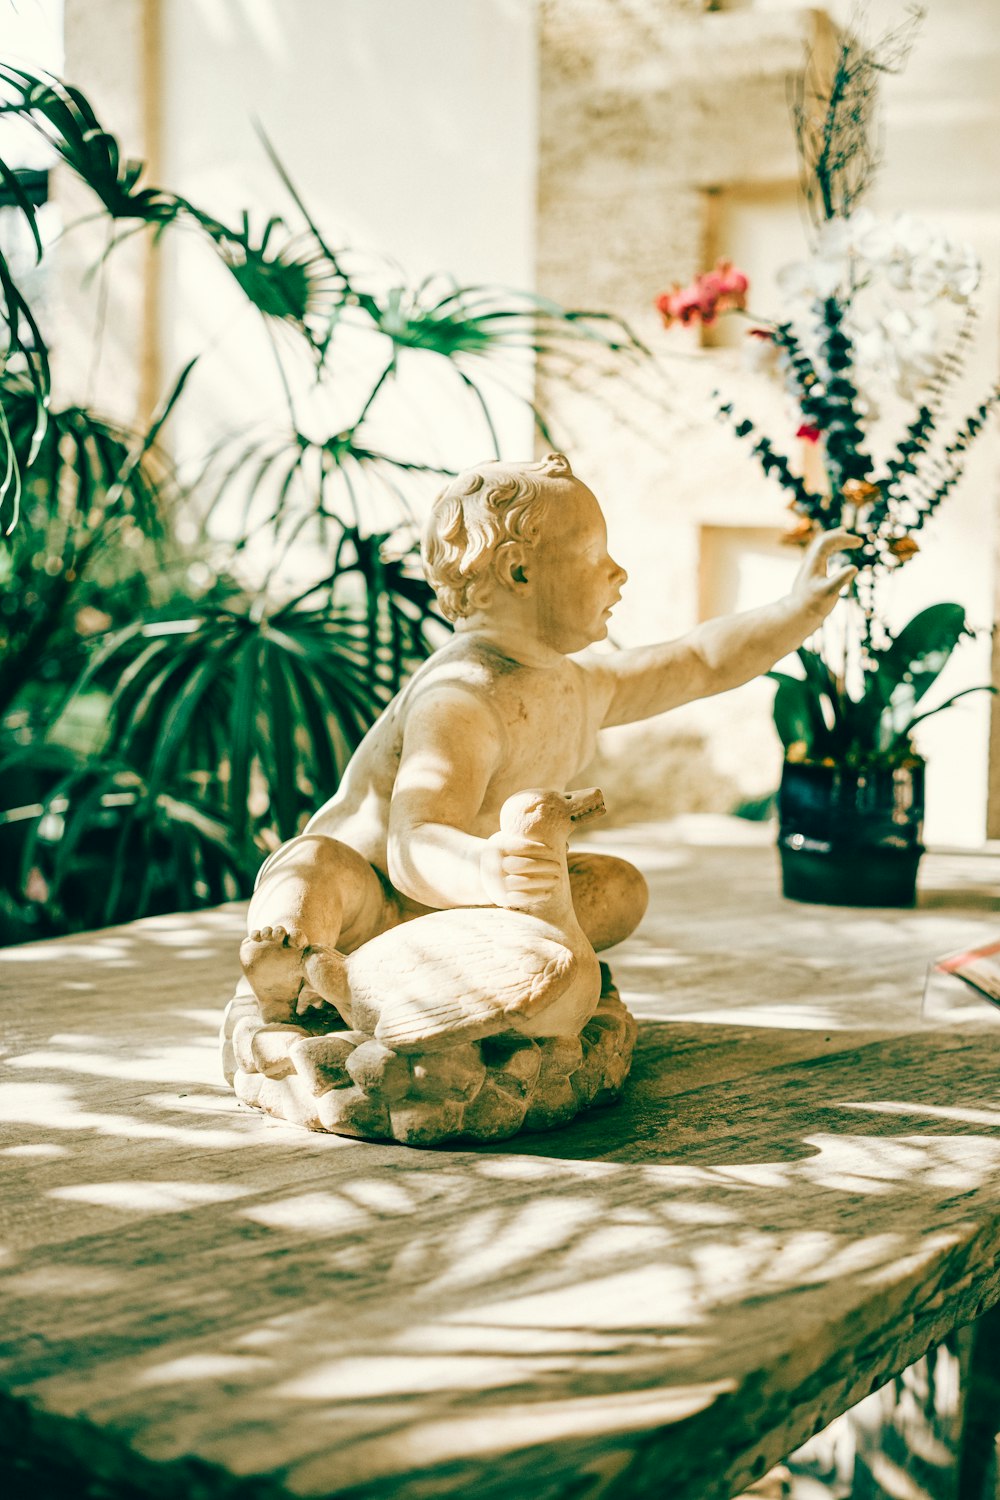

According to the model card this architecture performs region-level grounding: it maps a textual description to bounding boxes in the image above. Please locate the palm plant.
[0,368,183,724]
[8,587,383,932]
[0,60,643,938]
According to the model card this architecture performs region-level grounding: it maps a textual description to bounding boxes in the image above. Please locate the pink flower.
[655,260,749,329]
[714,260,749,309]
[681,282,717,324]
[655,289,678,326]
[796,424,821,443]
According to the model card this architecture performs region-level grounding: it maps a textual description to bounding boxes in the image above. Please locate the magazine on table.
[923,938,1000,1025]
[934,940,1000,1005]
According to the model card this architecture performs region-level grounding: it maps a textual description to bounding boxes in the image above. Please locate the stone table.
[1,819,999,1500]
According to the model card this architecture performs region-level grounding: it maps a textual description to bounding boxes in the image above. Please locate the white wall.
[158,0,539,573]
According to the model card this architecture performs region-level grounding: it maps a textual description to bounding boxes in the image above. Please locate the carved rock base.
[221,965,637,1146]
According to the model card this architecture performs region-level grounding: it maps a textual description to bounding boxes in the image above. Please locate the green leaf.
[264,644,299,840]
[868,602,972,744]
[226,629,263,849]
[769,675,820,754]
[103,355,198,509]
[887,684,997,755]
[0,159,43,261]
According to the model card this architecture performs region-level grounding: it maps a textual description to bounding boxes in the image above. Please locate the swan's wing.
[364,916,578,1051]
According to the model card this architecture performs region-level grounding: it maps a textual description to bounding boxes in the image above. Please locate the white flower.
[851,305,940,399]
[769,211,982,408]
[889,213,935,260]
[944,243,980,301]
[777,254,844,303]
[814,214,859,257]
[742,330,783,376]
[908,254,951,303]
[854,215,897,265]
[877,213,980,305]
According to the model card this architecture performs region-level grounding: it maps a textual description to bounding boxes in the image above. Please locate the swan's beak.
[564,786,606,826]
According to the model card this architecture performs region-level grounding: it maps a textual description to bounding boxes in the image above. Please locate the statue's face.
[529,478,627,652]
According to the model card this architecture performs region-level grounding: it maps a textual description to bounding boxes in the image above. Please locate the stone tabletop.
[1,819,999,1500]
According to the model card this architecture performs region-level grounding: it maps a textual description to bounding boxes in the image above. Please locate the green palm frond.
[355,279,644,449]
[0,65,347,358]
[1,743,246,931]
[326,526,446,693]
[53,595,385,850]
[372,279,642,357]
[0,370,179,723]
[4,513,444,929]
[209,427,449,561]
[0,65,166,215]
[0,221,51,520]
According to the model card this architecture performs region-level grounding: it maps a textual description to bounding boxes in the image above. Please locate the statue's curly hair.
[422,453,574,621]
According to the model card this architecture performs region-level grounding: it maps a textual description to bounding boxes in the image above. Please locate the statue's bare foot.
[240,924,308,1010]
[299,947,351,1023]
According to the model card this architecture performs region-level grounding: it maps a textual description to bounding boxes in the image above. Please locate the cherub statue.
[224,453,857,1143]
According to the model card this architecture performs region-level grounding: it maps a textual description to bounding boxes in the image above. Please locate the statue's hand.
[791,527,862,621]
[481,831,561,909]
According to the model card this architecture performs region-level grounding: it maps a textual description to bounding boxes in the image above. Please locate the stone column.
[989,585,1000,841]
[53,0,161,426]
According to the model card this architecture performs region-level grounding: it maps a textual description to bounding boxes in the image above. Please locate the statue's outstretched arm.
[594,528,860,727]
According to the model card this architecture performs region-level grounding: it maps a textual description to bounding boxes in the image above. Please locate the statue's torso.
[304,634,604,876]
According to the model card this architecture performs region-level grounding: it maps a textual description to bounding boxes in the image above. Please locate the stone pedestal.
[222,966,637,1147]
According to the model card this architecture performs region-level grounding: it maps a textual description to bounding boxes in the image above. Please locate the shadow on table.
[917,887,1000,912]
[473,1017,1000,1168]
[1,996,1000,1500]
[3,930,1000,1500]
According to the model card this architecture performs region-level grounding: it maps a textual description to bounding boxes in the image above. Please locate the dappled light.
[3,1009,998,1493]
[3,848,999,1497]
[586,829,1000,1035]
[50,1180,254,1213]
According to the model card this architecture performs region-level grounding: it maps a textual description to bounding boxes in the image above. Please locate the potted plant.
[655,11,997,906]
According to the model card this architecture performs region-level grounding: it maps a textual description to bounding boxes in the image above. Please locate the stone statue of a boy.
[241,452,857,1013]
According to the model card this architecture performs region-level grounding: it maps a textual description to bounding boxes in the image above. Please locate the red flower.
[714,260,749,308]
[655,290,676,324]
[682,282,717,324]
[655,259,749,329]
[796,424,821,444]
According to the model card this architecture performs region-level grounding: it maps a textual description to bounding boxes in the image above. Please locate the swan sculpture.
[303,786,605,1046]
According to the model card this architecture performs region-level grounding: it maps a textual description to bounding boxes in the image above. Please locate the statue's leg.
[568,853,648,952]
[241,836,396,1011]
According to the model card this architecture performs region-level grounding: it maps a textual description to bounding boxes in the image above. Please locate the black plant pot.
[777,759,925,908]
